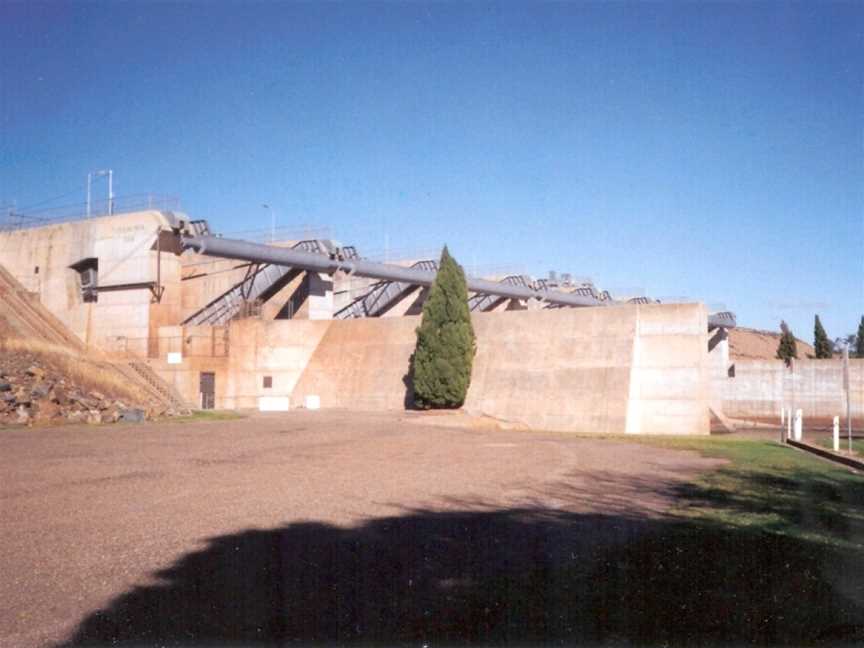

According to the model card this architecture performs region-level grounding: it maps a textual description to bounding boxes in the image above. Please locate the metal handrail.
[0,193,180,231]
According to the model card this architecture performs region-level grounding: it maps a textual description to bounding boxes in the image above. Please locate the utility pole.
[843,343,852,452]
[107,169,113,215]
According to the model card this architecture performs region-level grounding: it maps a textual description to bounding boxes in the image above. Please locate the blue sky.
[1,2,862,339]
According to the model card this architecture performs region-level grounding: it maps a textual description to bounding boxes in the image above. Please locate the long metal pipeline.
[180,234,737,328]
[181,235,603,308]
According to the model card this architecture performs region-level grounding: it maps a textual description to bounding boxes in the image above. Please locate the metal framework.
[178,232,736,330]
[182,239,331,326]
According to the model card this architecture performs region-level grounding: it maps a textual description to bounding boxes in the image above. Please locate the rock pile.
[0,352,150,427]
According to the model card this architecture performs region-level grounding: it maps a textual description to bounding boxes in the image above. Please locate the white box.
[258,396,290,412]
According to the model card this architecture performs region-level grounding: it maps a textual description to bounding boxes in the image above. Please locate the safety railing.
[0,194,181,231]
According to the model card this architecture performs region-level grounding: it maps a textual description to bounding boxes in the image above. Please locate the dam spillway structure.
[0,202,743,434]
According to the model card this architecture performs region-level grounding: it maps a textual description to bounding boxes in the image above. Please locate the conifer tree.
[411,246,476,409]
[776,320,798,366]
[857,316,864,359]
[813,315,832,359]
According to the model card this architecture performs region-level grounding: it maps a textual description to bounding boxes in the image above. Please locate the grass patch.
[814,434,864,456]
[627,436,864,548]
[166,410,247,423]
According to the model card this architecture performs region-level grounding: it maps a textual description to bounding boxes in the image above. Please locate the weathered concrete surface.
[290,316,416,411]
[226,317,332,409]
[724,358,864,420]
[0,211,183,353]
[288,303,711,434]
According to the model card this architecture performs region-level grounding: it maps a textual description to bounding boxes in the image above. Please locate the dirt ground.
[1,410,727,647]
[728,327,815,359]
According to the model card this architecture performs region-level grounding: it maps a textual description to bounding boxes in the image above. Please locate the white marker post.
[794,409,803,442]
[833,416,840,453]
[781,407,785,426]
[787,410,792,441]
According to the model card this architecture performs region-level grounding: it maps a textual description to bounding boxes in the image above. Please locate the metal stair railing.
[0,264,87,350]
[335,259,438,319]
[543,283,601,309]
[117,359,193,413]
[183,239,326,326]
[469,275,532,312]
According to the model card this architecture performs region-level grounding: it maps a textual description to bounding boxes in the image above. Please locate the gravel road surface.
[1,410,723,647]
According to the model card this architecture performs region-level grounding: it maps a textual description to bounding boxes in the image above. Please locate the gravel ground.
[1,410,724,648]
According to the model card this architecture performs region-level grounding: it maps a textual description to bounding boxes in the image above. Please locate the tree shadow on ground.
[62,469,864,647]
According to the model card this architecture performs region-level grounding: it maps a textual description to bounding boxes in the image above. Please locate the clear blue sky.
[1,2,862,339]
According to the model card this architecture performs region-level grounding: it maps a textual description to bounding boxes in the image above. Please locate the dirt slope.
[729,327,815,360]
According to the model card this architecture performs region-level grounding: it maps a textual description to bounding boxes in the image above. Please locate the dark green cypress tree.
[813,315,832,359]
[776,320,798,366]
[411,246,476,409]
[857,316,864,359]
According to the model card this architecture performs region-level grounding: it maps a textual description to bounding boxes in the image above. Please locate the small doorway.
[199,372,215,410]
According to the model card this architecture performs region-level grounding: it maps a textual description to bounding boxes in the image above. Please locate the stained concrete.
[0,211,182,351]
[286,303,711,434]
[724,358,864,420]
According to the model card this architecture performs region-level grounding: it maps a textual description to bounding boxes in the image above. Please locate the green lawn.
[565,434,864,644]
[167,409,247,423]
[814,434,864,456]
[633,436,864,547]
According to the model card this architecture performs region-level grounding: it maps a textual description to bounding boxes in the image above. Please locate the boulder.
[26,366,45,379]
[66,410,85,423]
[31,383,50,400]
[119,408,146,423]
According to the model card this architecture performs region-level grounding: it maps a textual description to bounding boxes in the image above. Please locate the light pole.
[262,203,275,243]
[87,169,113,217]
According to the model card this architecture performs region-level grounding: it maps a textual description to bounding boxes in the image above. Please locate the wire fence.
[219,224,332,244]
[0,194,180,232]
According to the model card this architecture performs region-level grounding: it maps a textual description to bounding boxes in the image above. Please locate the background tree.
[411,246,476,409]
[813,315,832,359]
[776,320,798,366]
[857,316,864,358]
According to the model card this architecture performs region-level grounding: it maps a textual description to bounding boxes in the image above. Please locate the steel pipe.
[181,235,603,308]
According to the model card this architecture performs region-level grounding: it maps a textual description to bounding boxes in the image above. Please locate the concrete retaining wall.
[724,358,864,420]
[286,302,710,435]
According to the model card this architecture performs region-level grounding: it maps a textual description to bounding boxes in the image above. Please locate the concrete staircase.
[118,360,192,414]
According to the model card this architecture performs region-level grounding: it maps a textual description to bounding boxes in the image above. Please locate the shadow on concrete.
[61,470,864,647]
[402,351,416,409]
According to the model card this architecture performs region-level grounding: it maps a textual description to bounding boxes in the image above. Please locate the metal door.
[199,372,215,410]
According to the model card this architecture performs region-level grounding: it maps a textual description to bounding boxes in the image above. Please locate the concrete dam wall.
[275,302,711,435]
[724,358,864,421]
